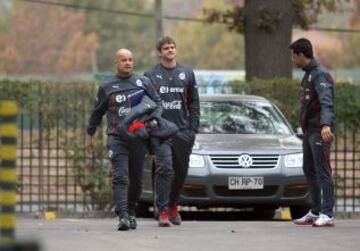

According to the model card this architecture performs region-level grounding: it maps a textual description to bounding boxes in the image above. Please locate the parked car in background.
[140,94,310,219]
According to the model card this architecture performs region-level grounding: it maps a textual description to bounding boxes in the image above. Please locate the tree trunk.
[244,0,295,81]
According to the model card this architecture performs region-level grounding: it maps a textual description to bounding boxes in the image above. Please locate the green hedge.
[1,78,359,209]
[1,78,359,132]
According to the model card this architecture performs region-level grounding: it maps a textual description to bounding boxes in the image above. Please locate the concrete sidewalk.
[15,217,360,251]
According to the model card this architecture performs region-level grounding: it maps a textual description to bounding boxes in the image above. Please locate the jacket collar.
[302,59,319,72]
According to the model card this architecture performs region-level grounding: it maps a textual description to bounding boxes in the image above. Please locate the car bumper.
[179,166,310,208]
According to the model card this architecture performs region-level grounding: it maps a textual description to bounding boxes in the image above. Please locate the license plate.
[228,177,264,190]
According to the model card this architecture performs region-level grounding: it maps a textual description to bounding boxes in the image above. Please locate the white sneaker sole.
[293,220,316,225]
[312,222,335,227]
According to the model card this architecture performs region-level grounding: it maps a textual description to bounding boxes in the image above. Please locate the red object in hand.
[128,121,145,133]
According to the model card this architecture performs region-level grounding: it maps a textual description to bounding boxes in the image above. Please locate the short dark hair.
[156,36,176,52]
[289,38,314,59]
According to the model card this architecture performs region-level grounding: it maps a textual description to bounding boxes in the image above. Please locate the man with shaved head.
[85,48,162,231]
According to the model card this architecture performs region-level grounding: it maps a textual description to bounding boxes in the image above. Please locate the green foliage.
[334,82,360,131]
[63,129,113,211]
[0,79,41,113]
[2,78,358,133]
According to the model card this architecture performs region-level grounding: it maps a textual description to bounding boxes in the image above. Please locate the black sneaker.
[128,214,137,230]
[118,217,130,231]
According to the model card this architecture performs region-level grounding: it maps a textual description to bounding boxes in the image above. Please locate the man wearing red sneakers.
[145,36,200,227]
[290,38,336,227]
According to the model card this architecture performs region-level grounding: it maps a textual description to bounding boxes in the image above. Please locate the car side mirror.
[295,127,303,139]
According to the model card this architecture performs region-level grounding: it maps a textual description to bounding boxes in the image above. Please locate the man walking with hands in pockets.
[145,36,200,227]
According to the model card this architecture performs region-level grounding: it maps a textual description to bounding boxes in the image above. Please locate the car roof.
[199,94,269,102]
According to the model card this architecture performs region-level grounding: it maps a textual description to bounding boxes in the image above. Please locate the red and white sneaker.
[293,210,319,225]
[312,214,335,227]
[169,204,182,225]
[158,209,171,227]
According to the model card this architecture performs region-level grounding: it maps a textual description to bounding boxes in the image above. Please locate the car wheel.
[290,205,311,220]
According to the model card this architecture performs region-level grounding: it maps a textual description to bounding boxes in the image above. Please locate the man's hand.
[321,125,333,143]
[85,134,94,154]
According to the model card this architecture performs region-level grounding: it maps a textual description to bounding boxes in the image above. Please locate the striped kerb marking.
[0,101,18,245]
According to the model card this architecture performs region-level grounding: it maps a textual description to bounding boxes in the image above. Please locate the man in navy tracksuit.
[85,48,162,231]
[145,36,200,227]
[290,38,336,227]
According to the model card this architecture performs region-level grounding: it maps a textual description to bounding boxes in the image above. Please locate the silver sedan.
[140,94,310,219]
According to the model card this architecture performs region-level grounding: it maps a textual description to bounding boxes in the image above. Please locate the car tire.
[290,205,311,220]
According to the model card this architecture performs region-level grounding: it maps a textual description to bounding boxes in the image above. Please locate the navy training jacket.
[300,59,335,134]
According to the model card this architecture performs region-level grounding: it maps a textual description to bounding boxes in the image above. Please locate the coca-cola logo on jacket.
[118,106,131,116]
[162,100,182,110]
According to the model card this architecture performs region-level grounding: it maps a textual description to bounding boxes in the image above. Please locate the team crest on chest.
[179,72,186,80]
[136,79,143,87]
[108,150,113,158]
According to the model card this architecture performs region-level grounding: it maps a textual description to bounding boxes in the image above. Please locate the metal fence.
[332,124,360,213]
[7,84,360,214]
[16,98,90,213]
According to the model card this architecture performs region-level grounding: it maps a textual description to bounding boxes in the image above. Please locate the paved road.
[15,217,360,251]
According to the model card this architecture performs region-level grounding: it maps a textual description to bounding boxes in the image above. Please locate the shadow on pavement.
[142,209,290,221]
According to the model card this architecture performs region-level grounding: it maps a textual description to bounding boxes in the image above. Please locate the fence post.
[0,101,18,246]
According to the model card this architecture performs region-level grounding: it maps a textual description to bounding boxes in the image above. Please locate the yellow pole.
[0,101,18,246]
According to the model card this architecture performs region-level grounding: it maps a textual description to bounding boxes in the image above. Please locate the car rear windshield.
[199,100,292,135]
